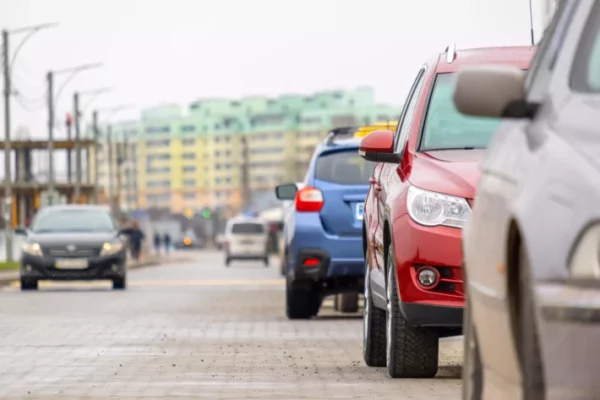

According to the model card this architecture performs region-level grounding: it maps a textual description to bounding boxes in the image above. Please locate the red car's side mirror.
[358,130,401,163]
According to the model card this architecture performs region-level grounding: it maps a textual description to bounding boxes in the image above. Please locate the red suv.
[359,45,535,378]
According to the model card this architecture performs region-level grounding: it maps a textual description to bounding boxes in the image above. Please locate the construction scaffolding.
[0,138,103,228]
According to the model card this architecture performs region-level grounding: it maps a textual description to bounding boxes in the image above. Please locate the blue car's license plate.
[355,203,364,220]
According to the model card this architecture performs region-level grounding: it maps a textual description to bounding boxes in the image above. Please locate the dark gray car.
[17,205,128,291]
[454,1,600,399]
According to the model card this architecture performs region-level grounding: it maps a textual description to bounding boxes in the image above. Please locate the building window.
[145,126,170,134]
[181,125,196,132]
[183,193,196,200]
[215,151,220,157]
[146,139,170,147]
[146,166,170,174]
[182,179,195,186]
[250,147,283,154]
[147,180,170,188]
[182,138,195,146]
[147,153,171,160]
[147,194,170,203]
[182,153,195,160]
[182,165,196,173]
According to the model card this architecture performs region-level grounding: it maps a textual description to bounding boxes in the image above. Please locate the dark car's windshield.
[420,73,504,150]
[231,223,265,234]
[315,149,375,184]
[30,208,116,233]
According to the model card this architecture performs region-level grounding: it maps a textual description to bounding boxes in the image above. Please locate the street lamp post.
[1,22,57,262]
[46,62,102,204]
[72,87,113,203]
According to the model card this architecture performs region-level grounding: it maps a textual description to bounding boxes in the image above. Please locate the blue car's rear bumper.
[288,213,364,282]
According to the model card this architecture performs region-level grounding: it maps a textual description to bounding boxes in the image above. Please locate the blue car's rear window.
[315,149,375,185]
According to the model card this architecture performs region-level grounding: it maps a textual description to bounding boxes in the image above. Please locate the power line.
[13,96,45,112]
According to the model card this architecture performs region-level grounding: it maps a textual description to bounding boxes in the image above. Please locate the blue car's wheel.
[286,279,320,319]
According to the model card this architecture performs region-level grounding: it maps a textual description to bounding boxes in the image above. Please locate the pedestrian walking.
[163,233,171,254]
[153,232,162,255]
[128,221,145,261]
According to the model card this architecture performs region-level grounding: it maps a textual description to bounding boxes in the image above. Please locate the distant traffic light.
[201,207,212,219]
[184,208,194,219]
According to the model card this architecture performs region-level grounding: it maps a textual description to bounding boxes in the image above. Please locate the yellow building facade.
[93,89,400,215]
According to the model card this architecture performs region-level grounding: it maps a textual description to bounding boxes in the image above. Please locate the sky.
[0,0,547,176]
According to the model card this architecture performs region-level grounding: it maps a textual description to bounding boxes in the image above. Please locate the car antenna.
[528,0,535,45]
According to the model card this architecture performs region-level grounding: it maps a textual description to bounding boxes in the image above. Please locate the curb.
[0,260,162,288]
[0,274,17,287]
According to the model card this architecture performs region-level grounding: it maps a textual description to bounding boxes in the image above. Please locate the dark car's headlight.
[100,241,124,256]
[21,242,43,257]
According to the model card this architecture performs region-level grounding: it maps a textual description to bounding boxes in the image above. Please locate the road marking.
[5,279,286,289]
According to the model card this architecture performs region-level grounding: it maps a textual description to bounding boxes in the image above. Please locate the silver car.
[454,1,600,399]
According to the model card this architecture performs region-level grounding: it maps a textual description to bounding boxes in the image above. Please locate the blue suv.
[275,127,375,319]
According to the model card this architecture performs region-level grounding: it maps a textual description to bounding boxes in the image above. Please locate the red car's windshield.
[420,72,505,151]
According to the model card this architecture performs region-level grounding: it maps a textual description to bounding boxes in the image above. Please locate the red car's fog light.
[416,266,440,290]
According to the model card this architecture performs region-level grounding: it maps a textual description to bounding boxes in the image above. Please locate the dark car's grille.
[43,246,101,258]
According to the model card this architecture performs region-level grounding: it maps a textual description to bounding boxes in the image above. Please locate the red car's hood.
[408,149,485,199]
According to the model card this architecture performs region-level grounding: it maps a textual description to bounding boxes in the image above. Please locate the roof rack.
[445,42,457,63]
[325,126,359,145]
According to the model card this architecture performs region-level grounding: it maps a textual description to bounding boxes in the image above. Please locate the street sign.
[39,190,61,207]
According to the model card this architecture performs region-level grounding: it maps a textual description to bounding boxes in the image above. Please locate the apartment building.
[92,87,399,214]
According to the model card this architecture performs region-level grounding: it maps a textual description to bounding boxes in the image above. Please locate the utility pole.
[240,135,250,211]
[73,92,81,203]
[107,125,114,207]
[129,140,138,210]
[116,139,124,210]
[66,113,72,182]
[92,110,100,203]
[92,104,132,206]
[46,71,55,204]
[2,30,13,261]
[2,23,57,262]
[45,63,102,206]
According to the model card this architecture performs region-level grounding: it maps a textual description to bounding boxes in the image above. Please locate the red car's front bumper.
[392,214,464,327]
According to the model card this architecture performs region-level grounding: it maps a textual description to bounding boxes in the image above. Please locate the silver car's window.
[420,73,503,151]
[31,209,116,233]
[231,223,265,234]
[571,1,600,92]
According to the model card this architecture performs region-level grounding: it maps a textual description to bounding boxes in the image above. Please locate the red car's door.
[365,162,384,269]
[372,68,428,288]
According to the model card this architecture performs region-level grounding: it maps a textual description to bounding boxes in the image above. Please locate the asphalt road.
[0,250,462,399]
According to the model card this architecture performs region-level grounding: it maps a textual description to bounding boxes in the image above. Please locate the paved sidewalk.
[0,252,462,399]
